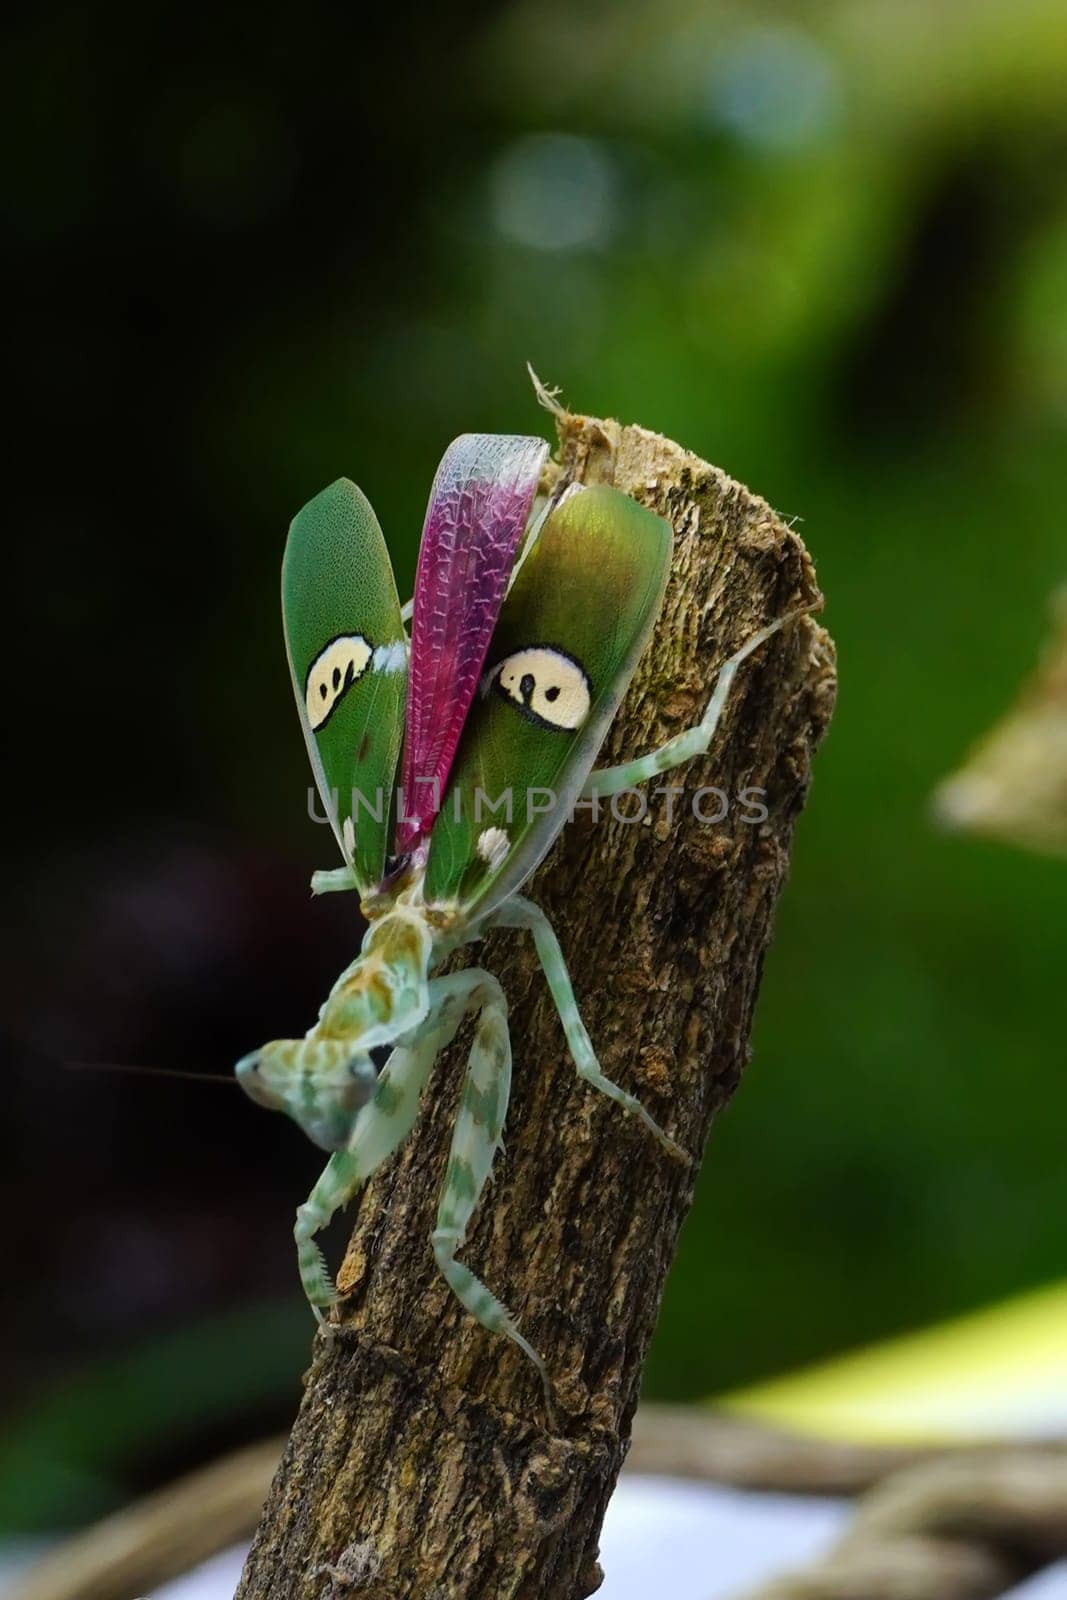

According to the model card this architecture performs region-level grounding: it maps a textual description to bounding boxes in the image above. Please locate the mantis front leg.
[295,971,481,1313]
[581,609,804,798]
[296,1034,437,1312]
[429,969,553,1411]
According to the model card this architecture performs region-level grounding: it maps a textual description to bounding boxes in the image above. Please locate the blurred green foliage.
[0,1302,308,1530]
[6,0,1067,1528]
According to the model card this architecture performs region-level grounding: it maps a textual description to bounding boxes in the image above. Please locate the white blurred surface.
[1003,1568,1067,1599]
[597,1477,846,1597]
[149,1477,849,1598]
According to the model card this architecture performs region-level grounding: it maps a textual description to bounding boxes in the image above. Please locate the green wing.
[282,479,407,892]
[424,484,672,916]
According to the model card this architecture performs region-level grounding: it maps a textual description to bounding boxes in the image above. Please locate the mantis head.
[235,907,433,1151]
[235,1041,378,1151]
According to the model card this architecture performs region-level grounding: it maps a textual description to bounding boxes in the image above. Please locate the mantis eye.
[347,1056,378,1099]
[491,646,591,731]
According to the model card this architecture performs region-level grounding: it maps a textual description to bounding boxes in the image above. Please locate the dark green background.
[5,0,1066,1529]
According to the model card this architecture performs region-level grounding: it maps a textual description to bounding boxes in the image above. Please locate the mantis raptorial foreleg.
[429,969,553,1408]
[580,611,800,798]
[487,896,688,1163]
[295,970,484,1312]
[296,1036,436,1311]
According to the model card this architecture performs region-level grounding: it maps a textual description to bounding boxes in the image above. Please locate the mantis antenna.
[64,1060,240,1085]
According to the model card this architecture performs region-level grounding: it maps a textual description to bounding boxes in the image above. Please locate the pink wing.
[397,433,548,854]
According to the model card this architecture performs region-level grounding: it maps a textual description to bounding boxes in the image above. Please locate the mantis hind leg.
[295,972,480,1314]
[429,970,553,1414]
[488,896,689,1163]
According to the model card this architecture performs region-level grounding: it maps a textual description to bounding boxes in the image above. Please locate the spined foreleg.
[429,970,553,1412]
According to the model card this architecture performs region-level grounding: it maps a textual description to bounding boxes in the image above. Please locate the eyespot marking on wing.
[306,635,374,731]
[489,646,592,732]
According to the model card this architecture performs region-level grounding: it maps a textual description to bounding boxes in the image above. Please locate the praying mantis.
[236,427,803,1409]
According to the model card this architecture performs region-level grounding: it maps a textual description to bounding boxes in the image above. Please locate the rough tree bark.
[236,403,836,1600]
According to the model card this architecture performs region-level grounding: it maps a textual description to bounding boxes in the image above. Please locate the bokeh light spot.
[707,26,841,151]
[489,132,619,251]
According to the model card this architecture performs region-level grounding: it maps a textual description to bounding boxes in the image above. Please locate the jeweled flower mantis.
[236,429,803,1407]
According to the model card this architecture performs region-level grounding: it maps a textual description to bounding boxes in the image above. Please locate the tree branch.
[236,404,837,1599]
[738,1448,1067,1600]
[15,1422,1067,1600]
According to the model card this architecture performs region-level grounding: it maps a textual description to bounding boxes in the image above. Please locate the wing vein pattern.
[399,433,547,852]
